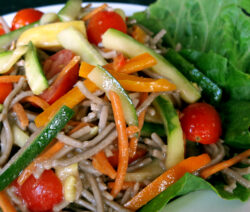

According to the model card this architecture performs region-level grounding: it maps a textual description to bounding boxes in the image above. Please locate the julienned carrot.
[0,75,24,83]
[119,53,157,74]
[126,125,140,136]
[82,3,107,21]
[124,153,211,210]
[200,149,250,179]
[109,90,129,197]
[35,80,97,128]
[17,122,87,185]
[108,182,136,190]
[92,151,117,179]
[22,96,50,110]
[129,92,148,157]
[12,103,29,129]
[0,190,17,212]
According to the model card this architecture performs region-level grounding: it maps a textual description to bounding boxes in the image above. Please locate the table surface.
[1,0,154,15]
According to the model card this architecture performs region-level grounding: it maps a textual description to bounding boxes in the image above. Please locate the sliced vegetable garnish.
[200,149,250,179]
[0,21,38,49]
[57,26,106,65]
[117,52,157,74]
[87,65,138,127]
[17,21,86,50]
[124,153,211,210]
[35,79,97,127]
[109,90,129,197]
[0,105,74,191]
[0,75,24,83]
[0,45,28,74]
[165,49,222,104]
[92,151,117,179]
[40,56,80,104]
[0,82,12,104]
[12,103,29,129]
[102,28,201,103]
[0,190,16,212]
[153,95,185,169]
[24,41,48,95]
[58,0,82,22]
[22,96,50,110]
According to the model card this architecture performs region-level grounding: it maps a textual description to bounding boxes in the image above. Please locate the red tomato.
[0,83,12,104]
[40,59,79,104]
[43,49,75,79]
[180,102,222,144]
[17,170,63,212]
[87,10,127,45]
[11,8,43,31]
[0,23,6,35]
[108,148,147,168]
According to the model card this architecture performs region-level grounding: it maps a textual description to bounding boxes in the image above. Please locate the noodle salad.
[0,0,249,211]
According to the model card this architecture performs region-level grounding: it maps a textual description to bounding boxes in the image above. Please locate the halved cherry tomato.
[87,10,127,45]
[40,57,79,104]
[11,8,43,31]
[16,170,63,212]
[108,148,147,168]
[180,102,222,144]
[0,83,12,104]
[0,23,6,35]
[43,49,75,80]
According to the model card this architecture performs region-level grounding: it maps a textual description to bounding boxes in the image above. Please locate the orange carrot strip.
[200,149,250,179]
[109,90,129,197]
[17,122,87,185]
[0,75,24,83]
[35,79,97,128]
[0,190,17,212]
[108,182,136,190]
[92,151,117,179]
[126,125,140,136]
[22,96,50,110]
[82,3,108,21]
[129,92,148,157]
[124,154,211,210]
[12,103,29,129]
[131,25,147,44]
[119,53,157,74]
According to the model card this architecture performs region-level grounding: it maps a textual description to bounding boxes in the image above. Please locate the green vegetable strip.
[0,105,74,191]
[164,49,222,104]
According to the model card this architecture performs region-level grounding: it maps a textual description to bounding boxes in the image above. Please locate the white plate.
[3,2,250,212]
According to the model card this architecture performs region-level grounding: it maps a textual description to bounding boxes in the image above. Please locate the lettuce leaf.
[132,0,250,73]
[139,173,250,212]
[219,100,250,149]
[180,50,250,101]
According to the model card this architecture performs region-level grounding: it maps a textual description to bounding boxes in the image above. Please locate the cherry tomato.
[0,83,12,104]
[40,58,79,104]
[11,8,43,31]
[0,23,6,35]
[108,148,147,168]
[87,10,127,45]
[43,49,75,79]
[180,102,222,144]
[17,170,63,212]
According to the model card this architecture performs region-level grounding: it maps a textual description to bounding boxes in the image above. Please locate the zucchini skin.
[141,122,165,137]
[0,105,74,191]
[164,49,222,104]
